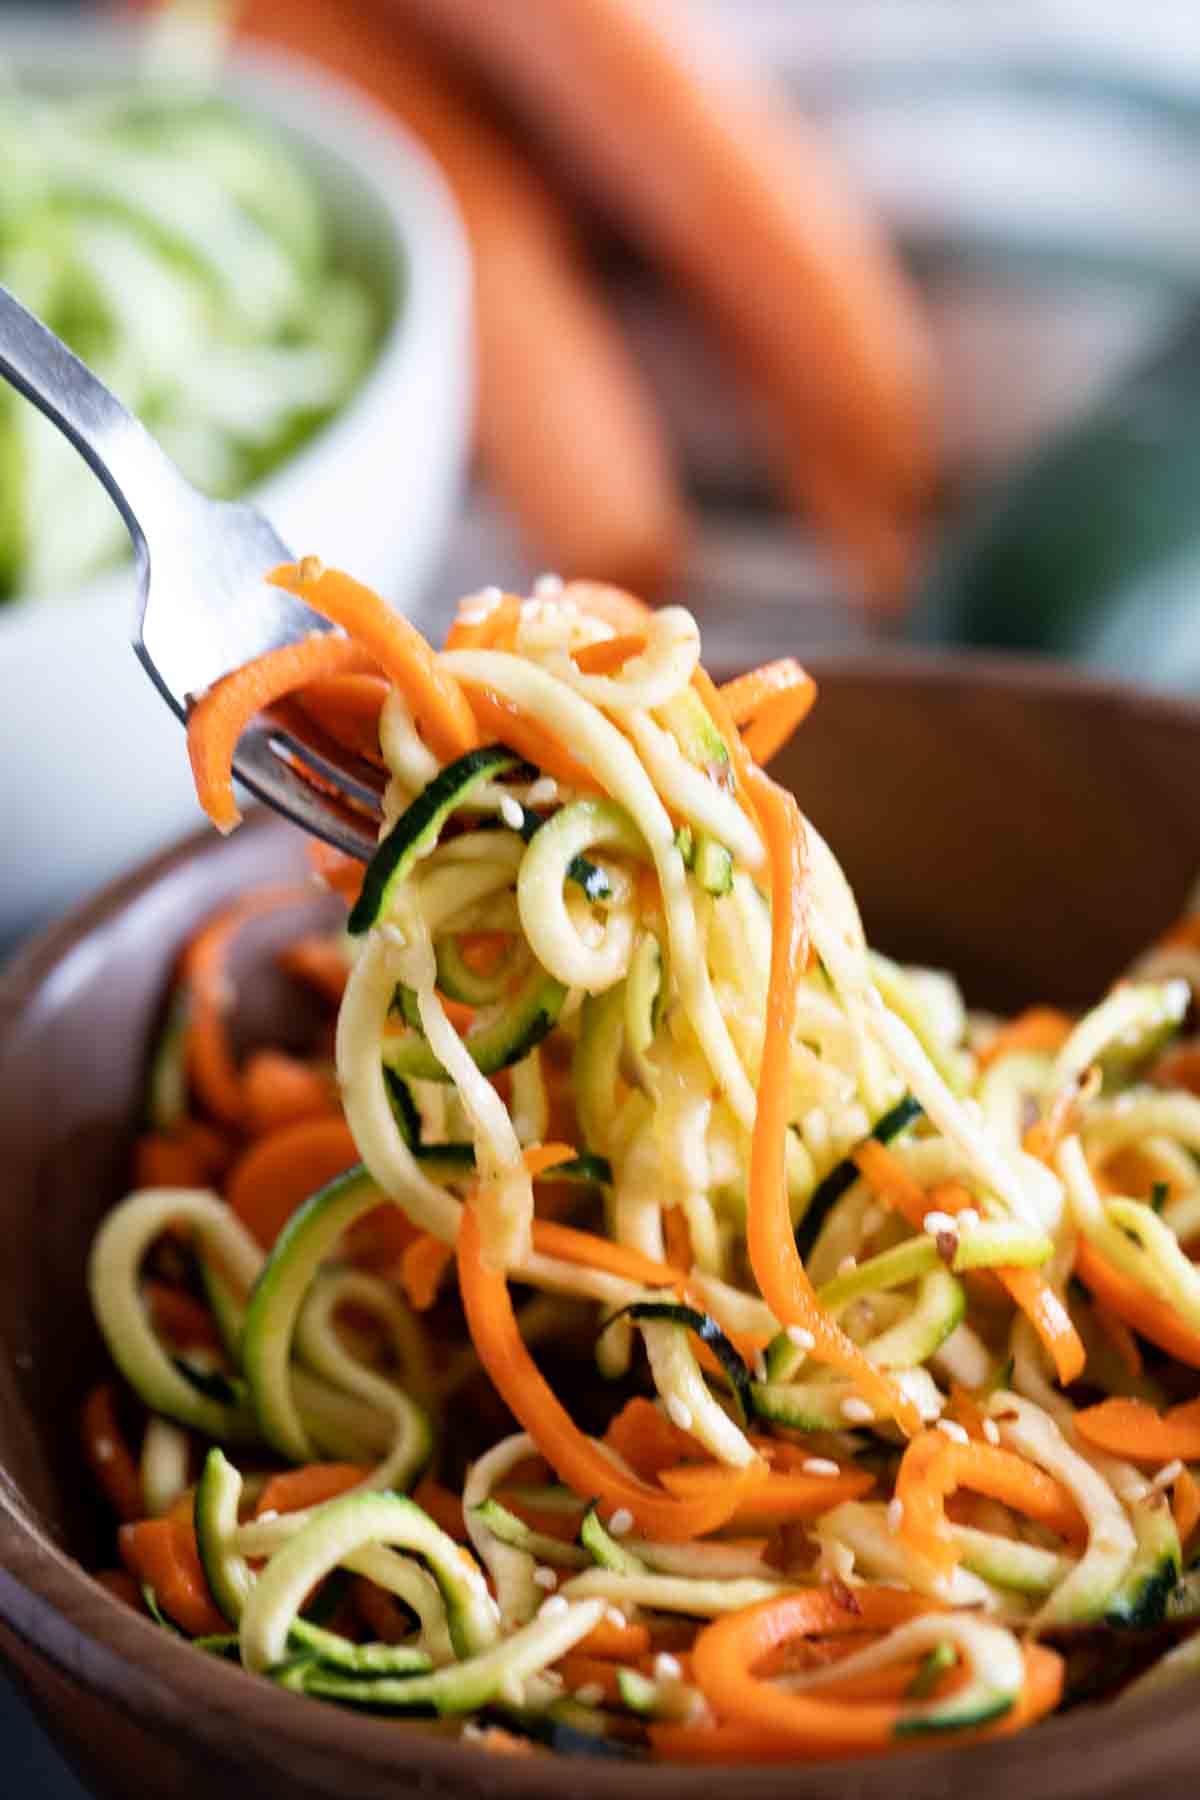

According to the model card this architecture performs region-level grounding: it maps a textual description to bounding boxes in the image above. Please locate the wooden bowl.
[1,651,1197,1800]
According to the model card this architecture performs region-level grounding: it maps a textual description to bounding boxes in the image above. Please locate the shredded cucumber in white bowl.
[0,81,379,599]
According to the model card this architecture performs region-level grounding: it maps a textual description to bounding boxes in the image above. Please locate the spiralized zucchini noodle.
[82,565,1200,1759]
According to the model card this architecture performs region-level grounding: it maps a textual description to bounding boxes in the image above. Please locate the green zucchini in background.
[911,309,1200,688]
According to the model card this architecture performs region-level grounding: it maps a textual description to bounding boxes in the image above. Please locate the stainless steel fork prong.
[0,283,382,860]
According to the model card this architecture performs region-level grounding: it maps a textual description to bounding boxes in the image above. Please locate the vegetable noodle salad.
[83,566,1200,1760]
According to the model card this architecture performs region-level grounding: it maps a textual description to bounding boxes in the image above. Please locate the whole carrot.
[235,0,687,596]
[383,0,936,547]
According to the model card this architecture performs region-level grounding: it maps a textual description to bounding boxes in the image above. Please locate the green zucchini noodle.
[80,578,1200,1752]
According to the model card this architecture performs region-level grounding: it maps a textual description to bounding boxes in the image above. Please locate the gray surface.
[0,1672,88,1799]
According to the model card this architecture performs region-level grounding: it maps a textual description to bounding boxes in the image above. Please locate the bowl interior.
[1,654,1199,1799]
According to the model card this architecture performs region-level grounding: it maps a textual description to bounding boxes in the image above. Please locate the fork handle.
[0,284,183,550]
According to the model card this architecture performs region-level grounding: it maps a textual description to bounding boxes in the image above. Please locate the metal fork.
[0,285,384,859]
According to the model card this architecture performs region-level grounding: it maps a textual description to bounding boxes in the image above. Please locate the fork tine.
[0,287,403,854]
[233,721,381,862]
[264,699,387,811]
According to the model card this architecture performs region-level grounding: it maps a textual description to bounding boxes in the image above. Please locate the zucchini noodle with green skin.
[80,573,1200,1757]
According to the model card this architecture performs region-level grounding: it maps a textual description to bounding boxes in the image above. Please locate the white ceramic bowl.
[0,16,471,948]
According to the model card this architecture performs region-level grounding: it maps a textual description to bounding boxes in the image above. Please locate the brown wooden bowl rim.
[1,645,1198,1797]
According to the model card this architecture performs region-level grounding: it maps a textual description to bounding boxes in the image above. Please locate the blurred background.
[4,0,1200,944]
[1,0,1200,1782]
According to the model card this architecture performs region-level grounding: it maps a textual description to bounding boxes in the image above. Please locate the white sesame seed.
[574,1683,605,1707]
[499,794,526,831]
[666,1396,694,1432]
[752,1350,768,1382]
[983,1419,1001,1446]
[841,1397,873,1424]
[957,1208,980,1230]
[922,1211,957,1236]
[606,1607,627,1630]
[837,1255,858,1277]
[1154,1459,1185,1491]
[527,777,558,807]
[937,1419,970,1446]
[653,1653,683,1682]
[461,1722,486,1742]
[93,1437,115,1463]
[533,1566,558,1590]
[802,1457,841,1478]
[257,1508,279,1522]
[887,1497,904,1534]
[787,1326,815,1351]
[608,1508,634,1537]
[1122,1480,1152,1504]
[538,1594,569,1620]
[534,572,564,598]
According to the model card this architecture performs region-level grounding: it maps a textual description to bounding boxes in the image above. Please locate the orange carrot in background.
[234,0,686,597]
[384,0,935,579]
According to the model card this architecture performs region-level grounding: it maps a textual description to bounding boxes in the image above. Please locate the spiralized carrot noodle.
[83,570,1200,1758]
[188,634,375,833]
